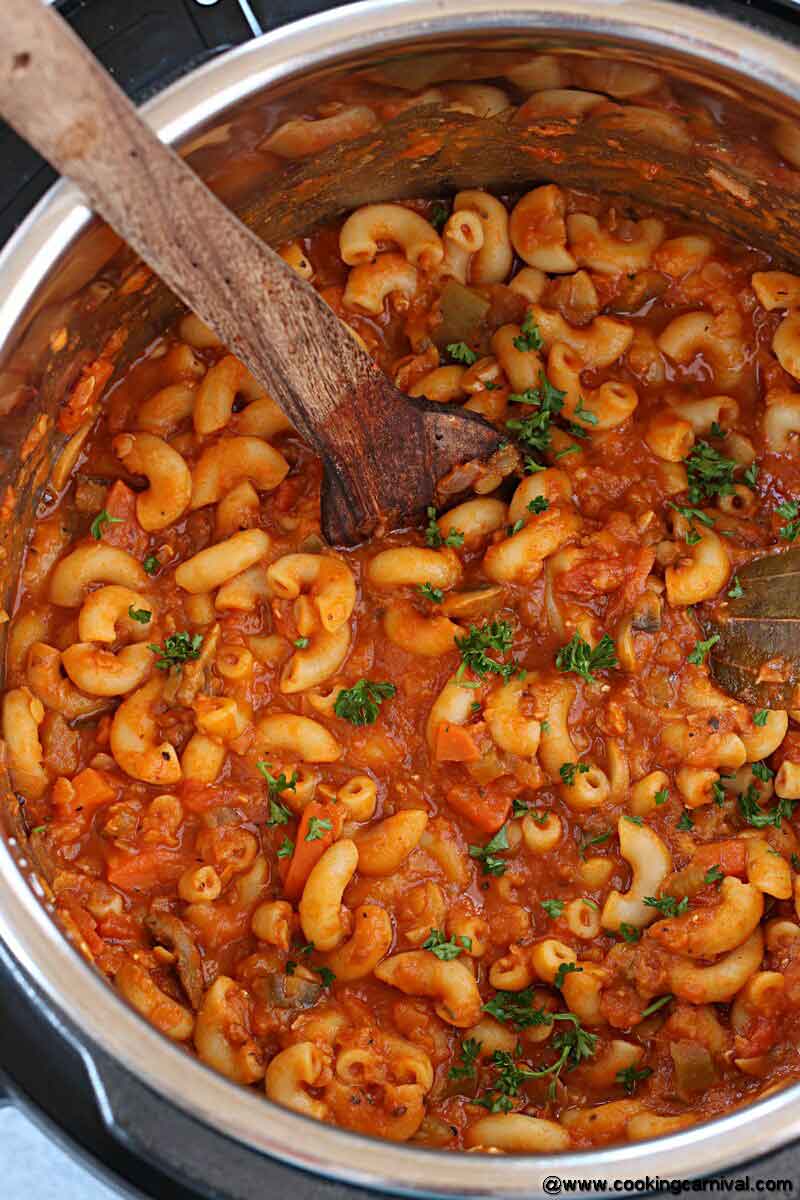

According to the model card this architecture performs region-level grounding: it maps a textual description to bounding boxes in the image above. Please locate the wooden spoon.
[0,0,505,546]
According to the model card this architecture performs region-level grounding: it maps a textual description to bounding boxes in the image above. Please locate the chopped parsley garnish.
[423,928,472,960]
[507,519,524,537]
[334,679,396,725]
[687,634,720,666]
[277,836,294,858]
[143,554,160,576]
[743,463,759,488]
[556,632,618,685]
[512,797,530,817]
[683,441,737,504]
[148,631,202,671]
[512,311,543,353]
[455,619,515,682]
[738,784,795,830]
[623,814,644,826]
[541,899,565,919]
[90,509,123,540]
[579,830,612,858]
[506,371,566,459]
[446,342,478,366]
[475,1050,537,1113]
[469,824,510,876]
[574,398,598,427]
[712,779,727,806]
[654,788,669,806]
[641,994,673,1018]
[425,506,465,548]
[704,865,724,885]
[128,605,152,624]
[753,708,769,727]
[528,495,550,515]
[305,817,333,842]
[316,966,336,988]
[777,500,800,542]
[616,1065,653,1095]
[619,923,641,943]
[752,761,774,782]
[559,761,589,787]
[449,1038,482,1081]
[294,636,310,649]
[418,583,444,603]
[429,202,449,232]
[728,576,744,599]
[554,961,581,990]
[644,894,689,918]
[677,809,694,831]
[256,763,298,824]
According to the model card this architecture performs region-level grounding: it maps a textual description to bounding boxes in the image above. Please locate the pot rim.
[3,1,800,1192]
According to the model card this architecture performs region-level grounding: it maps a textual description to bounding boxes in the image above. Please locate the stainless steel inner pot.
[4,2,800,1193]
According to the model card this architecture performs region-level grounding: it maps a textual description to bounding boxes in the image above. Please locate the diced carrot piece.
[693,838,747,878]
[106,846,191,891]
[52,767,116,819]
[282,800,344,902]
[435,722,481,763]
[445,784,510,835]
[100,479,148,558]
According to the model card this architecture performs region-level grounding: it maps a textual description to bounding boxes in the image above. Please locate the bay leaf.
[700,547,800,708]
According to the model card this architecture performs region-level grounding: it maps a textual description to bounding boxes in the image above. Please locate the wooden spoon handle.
[0,0,392,467]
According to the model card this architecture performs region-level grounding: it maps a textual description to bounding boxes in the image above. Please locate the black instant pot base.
[3,1,800,1195]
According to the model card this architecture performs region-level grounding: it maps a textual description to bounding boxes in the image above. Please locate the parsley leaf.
[483,987,553,1028]
[527,495,550,515]
[641,994,673,1018]
[677,809,694,831]
[447,342,478,366]
[644,894,689,918]
[554,961,581,990]
[704,865,724,885]
[654,788,669,806]
[475,1050,537,1113]
[449,1038,482,1081]
[425,506,465,548]
[128,604,152,624]
[753,708,769,727]
[777,500,800,543]
[574,397,598,427]
[619,923,641,943]
[277,836,294,859]
[418,583,444,604]
[334,679,396,725]
[423,928,471,960]
[541,898,565,919]
[143,554,160,576]
[738,783,795,830]
[455,619,515,682]
[294,636,310,649]
[505,371,566,459]
[579,830,611,858]
[559,761,589,787]
[90,509,123,540]
[148,631,202,671]
[305,816,333,842]
[683,441,737,504]
[256,763,298,825]
[469,824,510,876]
[316,966,336,988]
[728,576,744,599]
[429,202,449,232]
[687,634,720,666]
[743,463,759,488]
[752,761,774,782]
[616,1065,652,1095]
[512,311,543,353]
[556,632,618,685]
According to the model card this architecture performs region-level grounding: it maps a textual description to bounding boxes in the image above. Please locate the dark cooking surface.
[3,1,800,1197]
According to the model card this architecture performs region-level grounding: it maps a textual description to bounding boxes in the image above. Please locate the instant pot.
[6,0,800,1195]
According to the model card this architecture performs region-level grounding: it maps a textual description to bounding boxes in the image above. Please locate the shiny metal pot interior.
[4,1,800,1192]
